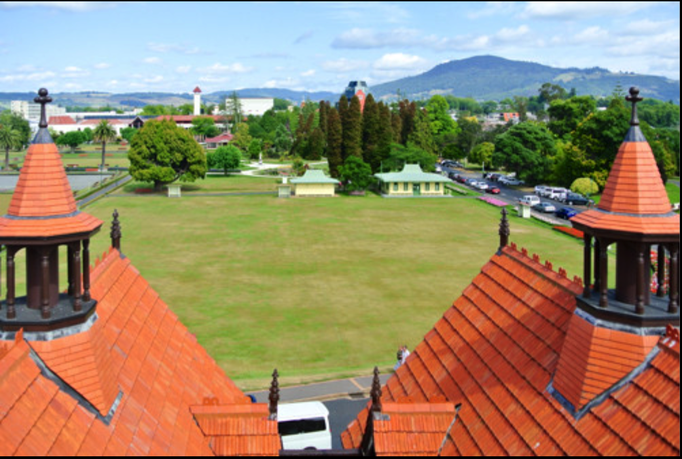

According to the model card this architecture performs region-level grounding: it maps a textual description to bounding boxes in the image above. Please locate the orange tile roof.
[0,140,103,239]
[0,248,280,456]
[48,116,76,125]
[342,244,680,456]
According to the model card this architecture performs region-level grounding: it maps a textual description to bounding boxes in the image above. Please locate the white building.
[11,100,66,121]
[224,97,274,117]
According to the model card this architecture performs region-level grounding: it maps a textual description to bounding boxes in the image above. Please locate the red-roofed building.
[0,89,280,456]
[342,87,679,456]
[48,115,76,125]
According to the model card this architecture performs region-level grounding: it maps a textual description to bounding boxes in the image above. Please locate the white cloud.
[63,66,90,78]
[263,77,302,90]
[176,65,192,74]
[495,25,531,42]
[200,62,253,74]
[521,2,652,20]
[373,53,427,71]
[94,62,111,69]
[321,58,369,73]
[573,26,610,44]
[143,57,162,65]
[0,71,56,83]
[300,69,316,77]
[332,27,422,49]
[0,2,120,12]
[144,75,164,84]
[623,19,677,36]
[147,42,204,55]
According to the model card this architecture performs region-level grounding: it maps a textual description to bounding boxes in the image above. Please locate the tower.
[193,86,202,116]
[0,88,103,331]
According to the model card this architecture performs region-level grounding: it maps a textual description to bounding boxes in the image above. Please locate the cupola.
[0,88,103,332]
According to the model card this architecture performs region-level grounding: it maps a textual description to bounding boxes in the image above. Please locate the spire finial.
[111,209,121,250]
[268,369,279,420]
[370,367,382,413]
[498,208,510,255]
[34,88,52,129]
[625,87,643,127]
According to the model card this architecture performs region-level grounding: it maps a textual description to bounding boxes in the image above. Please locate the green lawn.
[121,174,278,194]
[44,192,588,390]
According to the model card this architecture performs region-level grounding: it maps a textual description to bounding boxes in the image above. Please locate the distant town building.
[11,99,66,121]
[224,97,274,117]
[344,81,369,112]
[193,86,202,116]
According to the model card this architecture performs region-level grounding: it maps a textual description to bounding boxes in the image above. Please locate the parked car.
[555,207,578,220]
[465,179,478,187]
[519,195,541,206]
[546,187,568,201]
[499,177,524,186]
[488,173,502,182]
[475,182,489,191]
[535,185,550,197]
[532,202,556,213]
[455,174,467,184]
[563,192,590,206]
[486,186,501,194]
[278,402,332,450]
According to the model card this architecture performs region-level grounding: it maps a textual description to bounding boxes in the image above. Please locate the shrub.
[570,177,599,196]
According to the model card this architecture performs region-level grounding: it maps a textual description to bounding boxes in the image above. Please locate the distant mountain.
[371,55,680,103]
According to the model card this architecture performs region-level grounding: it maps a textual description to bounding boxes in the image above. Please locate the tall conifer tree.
[326,108,343,178]
[362,94,381,172]
[343,95,363,160]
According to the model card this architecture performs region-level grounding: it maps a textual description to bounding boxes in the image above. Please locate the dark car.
[486,186,501,194]
[555,207,578,220]
[532,202,556,213]
[564,192,590,206]
[455,175,467,184]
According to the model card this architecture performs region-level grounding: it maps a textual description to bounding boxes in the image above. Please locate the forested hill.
[372,55,680,103]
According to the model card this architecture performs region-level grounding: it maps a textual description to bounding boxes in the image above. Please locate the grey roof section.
[290,169,340,184]
[32,128,54,145]
[624,126,648,143]
[375,164,451,183]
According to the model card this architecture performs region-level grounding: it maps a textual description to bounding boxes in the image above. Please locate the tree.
[231,122,253,151]
[493,122,556,185]
[538,83,568,104]
[338,156,373,192]
[452,117,481,161]
[82,127,93,143]
[306,127,325,161]
[361,94,381,172]
[128,119,207,191]
[407,109,436,155]
[120,127,138,143]
[224,91,243,131]
[0,111,31,146]
[426,95,460,142]
[93,120,117,171]
[248,138,262,161]
[326,108,343,178]
[56,131,86,153]
[190,117,221,138]
[208,145,241,175]
[469,142,494,170]
[0,124,21,171]
[384,142,437,173]
[274,124,292,155]
[570,178,599,196]
[342,95,363,160]
[547,96,597,138]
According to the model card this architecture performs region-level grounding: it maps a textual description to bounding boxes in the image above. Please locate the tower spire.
[625,86,643,126]
[34,88,52,129]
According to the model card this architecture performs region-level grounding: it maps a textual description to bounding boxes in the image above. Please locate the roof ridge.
[504,243,583,294]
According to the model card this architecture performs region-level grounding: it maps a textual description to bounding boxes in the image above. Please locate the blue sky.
[0,2,679,95]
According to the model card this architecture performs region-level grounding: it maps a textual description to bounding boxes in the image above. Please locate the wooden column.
[82,239,91,302]
[268,369,279,421]
[583,234,592,299]
[599,240,609,308]
[72,243,82,312]
[635,244,646,315]
[669,244,679,314]
[657,245,666,298]
[593,238,601,294]
[6,248,16,319]
[67,244,75,296]
[41,251,51,319]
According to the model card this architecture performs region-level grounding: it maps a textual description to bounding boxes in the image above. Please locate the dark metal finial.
[498,208,510,255]
[625,87,643,127]
[34,88,52,129]
[370,367,382,413]
[111,209,121,250]
[268,369,279,420]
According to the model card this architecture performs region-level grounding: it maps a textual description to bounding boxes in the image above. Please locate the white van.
[546,187,568,201]
[278,402,332,451]
[519,195,540,206]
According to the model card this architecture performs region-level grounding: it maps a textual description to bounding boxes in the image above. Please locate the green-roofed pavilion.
[290,169,339,197]
[375,164,450,197]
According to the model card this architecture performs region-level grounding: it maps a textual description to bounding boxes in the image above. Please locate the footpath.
[247,373,392,403]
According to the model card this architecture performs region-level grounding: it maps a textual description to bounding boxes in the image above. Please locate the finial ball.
[629,87,640,97]
[38,88,48,97]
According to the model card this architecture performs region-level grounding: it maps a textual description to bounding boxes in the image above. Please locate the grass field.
[122,174,278,194]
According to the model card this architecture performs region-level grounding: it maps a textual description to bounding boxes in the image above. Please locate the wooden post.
[593,238,601,294]
[497,208,510,255]
[657,245,666,298]
[635,244,646,315]
[67,244,75,296]
[41,251,51,319]
[111,210,121,251]
[82,239,91,303]
[72,243,82,312]
[599,241,609,308]
[669,244,679,314]
[6,248,16,319]
[370,367,382,413]
[268,369,279,421]
[583,234,592,299]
